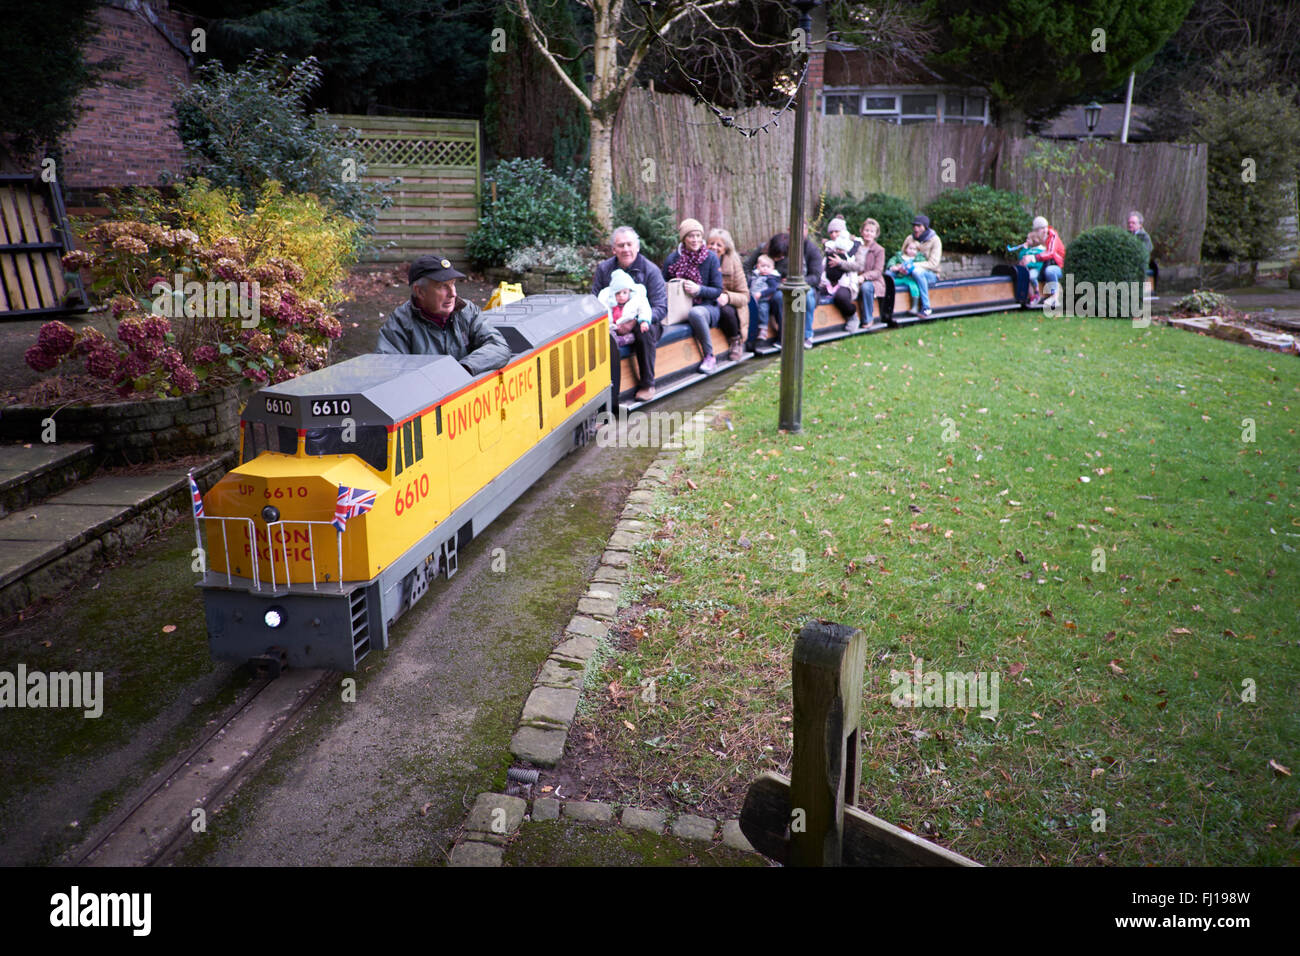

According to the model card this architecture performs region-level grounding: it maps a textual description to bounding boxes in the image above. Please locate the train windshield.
[303,424,389,473]
[242,422,298,462]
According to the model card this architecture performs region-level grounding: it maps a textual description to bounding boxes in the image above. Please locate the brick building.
[59,0,197,200]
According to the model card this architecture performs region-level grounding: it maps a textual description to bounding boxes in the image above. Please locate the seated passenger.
[886,236,923,301]
[1126,210,1154,261]
[1027,215,1066,308]
[749,254,783,344]
[593,226,667,401]
[742,230,823,350]
[706,227,750,362]
[853,218,888,330]
[905,214,942,317]
[597,269,652,347]
[376,254,511,375]
[1007,227,1048,302]
[663,217,735,374]
[821,216,864,322]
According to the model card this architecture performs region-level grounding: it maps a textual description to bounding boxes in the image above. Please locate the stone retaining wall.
[484,267,587,296]
[0,454,234,620]
[0,385,244,464]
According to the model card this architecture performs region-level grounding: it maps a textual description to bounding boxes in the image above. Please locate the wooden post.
[789,620,864,866]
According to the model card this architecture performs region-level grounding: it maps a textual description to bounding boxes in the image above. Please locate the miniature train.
[196,294,609,671]
[195,265,1150,671]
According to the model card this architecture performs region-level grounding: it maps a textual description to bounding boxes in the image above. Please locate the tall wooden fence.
[613,89,1206,262]
[321,114,480,266]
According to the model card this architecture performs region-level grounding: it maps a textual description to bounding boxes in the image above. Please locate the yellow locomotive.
[195,294,611,671]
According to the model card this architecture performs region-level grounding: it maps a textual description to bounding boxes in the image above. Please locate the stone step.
[0,442,97,519]
[0,453,233,620]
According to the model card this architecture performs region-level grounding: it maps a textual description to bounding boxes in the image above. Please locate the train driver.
[377,254,511,375]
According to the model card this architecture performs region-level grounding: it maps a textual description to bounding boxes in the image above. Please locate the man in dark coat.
[377,254,511,375]
[592,226,667,401]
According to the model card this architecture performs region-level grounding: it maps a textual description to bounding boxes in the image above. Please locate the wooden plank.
[0,188,25,311]
[29,194,67,299]
[0,186,40,309]
[740,772,981,867]
[319,114,478,135]
[369,194,478,209]
[15,189,55,307]
[790,622,864,866]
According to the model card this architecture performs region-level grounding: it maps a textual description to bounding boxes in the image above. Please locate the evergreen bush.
[1065,226,1149,317]
[172,53,389,228]
[923,185,1031,254]
[468,159,596,268]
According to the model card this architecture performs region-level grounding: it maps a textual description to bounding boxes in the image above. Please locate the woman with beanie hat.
[663,217,732,373]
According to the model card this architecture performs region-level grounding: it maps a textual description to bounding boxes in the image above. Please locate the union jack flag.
[332,485,377,532]
[188,471,204,518]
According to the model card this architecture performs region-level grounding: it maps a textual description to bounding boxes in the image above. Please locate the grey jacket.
[376,297,512,375]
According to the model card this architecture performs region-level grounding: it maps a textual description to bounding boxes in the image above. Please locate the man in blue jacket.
[592,227,667,401]
[377,254,511,375]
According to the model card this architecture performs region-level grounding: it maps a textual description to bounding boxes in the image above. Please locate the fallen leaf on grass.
[1007,663,1026,678]
[1108,660,1125,675]
[1104,631,1117,642]
[622,719,636,732]
[1040,607,1054,619]
[1015,549,1027,563]
[686,478,698,490]
[419,802,431,817]
[1170,627,1191,636]
[162,624,177,633]
[1091,768,1105,779]
[629,626,647,641]
[998,768,1012,783]
[1269,759,1291,777]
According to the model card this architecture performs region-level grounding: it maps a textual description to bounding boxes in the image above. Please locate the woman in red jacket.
[1025,215,1065,307]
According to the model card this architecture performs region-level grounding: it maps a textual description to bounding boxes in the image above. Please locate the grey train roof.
[243,293,608,429]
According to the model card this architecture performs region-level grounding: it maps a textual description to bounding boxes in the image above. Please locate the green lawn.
[577,313,1300,866]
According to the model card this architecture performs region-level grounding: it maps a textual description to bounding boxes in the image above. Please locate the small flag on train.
[188,470,204,518]
[333,485,377,532]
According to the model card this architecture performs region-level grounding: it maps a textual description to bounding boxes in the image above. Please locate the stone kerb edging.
[450,399,757,866]
[448,793,756,866]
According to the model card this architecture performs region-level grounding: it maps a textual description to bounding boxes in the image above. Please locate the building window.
[823,88,989,126]
[824,93,861,115]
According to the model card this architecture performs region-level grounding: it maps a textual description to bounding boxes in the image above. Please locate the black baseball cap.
[408,254,466,284]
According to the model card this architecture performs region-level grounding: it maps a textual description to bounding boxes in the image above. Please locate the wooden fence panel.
[613,90,1207,263]
[319,114,480,266]
[995,139,1207,264]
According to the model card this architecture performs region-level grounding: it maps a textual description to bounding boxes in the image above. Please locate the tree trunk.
[589,113,614,235]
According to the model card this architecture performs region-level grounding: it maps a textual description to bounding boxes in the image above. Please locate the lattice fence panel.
[318,115,481,264]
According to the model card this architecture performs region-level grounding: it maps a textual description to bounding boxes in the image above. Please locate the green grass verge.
[577,314,1300,866]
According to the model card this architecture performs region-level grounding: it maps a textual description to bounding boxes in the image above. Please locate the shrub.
[173,53,389,227]
[505,242,602,280]
[467,158,595,268]
[1184,49,1300,261]
[1064,226,1149,316]
[823,192,915,256]
[923,185,1031,254]
[1173,289,1228,316]
[31,184,350,398]
[612,193,678,264]
[95,180,361,305]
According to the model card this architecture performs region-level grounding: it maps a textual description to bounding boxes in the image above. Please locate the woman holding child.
[663,218,737,373]
[821,216,864,324]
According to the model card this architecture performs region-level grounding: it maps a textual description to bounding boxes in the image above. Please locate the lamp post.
[1083,100,1102,140]
[778,0,819,434]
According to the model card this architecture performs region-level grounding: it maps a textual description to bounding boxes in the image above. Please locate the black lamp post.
[1083,101,1102,140]
[778,0,820,434]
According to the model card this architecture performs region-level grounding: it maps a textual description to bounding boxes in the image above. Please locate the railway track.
[70,667,336,867]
